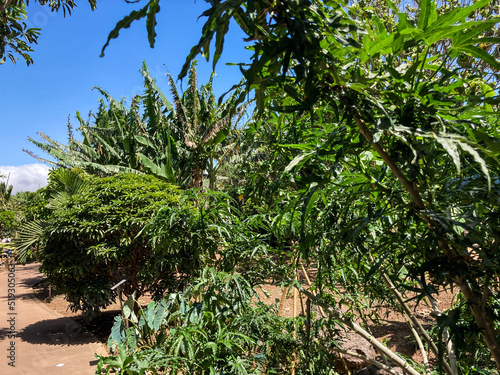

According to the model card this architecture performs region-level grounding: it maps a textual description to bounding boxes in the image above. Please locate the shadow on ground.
[370,319,424,357]
[21,275,45,288]
[20,318,98,346]
[73,310,121,345]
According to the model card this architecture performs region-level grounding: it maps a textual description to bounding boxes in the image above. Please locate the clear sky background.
[0,0,251,193]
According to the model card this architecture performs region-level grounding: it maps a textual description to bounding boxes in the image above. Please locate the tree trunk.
[0,0,15,13]
[192,163,202,189]
[455,275,500,367]
[353,111,500,368]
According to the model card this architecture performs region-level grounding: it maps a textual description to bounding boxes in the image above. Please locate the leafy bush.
[13,189,51,222]
[97,267,296,375]
[38,171,216,316]
[0,209,15,237]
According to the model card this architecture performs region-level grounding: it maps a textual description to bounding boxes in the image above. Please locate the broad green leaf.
[418,0,432,30]
[108,315,125,350]
[153,300,168,332]
[123,295,135,320]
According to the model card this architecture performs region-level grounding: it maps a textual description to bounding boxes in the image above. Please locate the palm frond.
[11,220,47,264]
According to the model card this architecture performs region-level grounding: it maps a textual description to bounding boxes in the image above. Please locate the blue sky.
[0,0,251,192]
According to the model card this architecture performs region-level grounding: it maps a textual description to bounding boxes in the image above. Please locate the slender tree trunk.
[192,163,202,189]
[455,275,500,366]
[353,110,500,368]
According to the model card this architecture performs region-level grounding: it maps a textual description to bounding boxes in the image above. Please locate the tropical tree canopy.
[101,0,500,370]
[27,62,248,189]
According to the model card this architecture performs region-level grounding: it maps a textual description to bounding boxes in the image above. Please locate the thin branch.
[406,316,431,375]
[368,254,454,375]
[332,347,403,375]
[416,278,458,375]
[0,0,15,13]
[300,288,422,375]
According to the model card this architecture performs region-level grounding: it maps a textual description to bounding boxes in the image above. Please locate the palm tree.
[10,168,88,263]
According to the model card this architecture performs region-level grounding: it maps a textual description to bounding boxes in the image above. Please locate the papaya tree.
[173,0,500,370]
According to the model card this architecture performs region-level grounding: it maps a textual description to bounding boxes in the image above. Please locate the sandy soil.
[31,272,457,367]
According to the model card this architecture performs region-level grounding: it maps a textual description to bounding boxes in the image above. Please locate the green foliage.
[0,177,13,205]
[0,1,39,65]
[19,0,500,371]
[438,295,500,371]
[166,61,249,189]
[167,0,500,371]
[13,189,51,222]
[97,267,296,375]
[0,173,17,237]
[0,0,97,66]
[0,209,15,237]
[5,189,52,262]
[100,0,159,58]
[27,170,215,316]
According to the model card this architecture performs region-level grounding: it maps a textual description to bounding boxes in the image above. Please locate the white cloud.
[0,164,50,194]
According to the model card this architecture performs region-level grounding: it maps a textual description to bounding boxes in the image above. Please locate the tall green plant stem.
[352,110,500,368]
[300,288,421,375]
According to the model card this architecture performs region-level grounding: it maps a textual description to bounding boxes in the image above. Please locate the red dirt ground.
[32,273,456,367]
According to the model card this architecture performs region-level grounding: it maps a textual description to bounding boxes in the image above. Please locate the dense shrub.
[98,267,296,375]
[0,209,15,237]
[39,172,216,316]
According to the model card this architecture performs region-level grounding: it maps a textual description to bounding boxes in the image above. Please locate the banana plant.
[26,62,247,190]
[166,61,250,189]
[26,63,176,181]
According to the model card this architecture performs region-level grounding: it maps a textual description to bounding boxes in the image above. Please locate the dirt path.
[19,262,457,372]
[0,262,106,375]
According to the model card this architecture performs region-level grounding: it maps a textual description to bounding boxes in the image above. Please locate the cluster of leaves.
[15,169,219,316]
[0,173,14,237]
[97,267,312,375]
[150,0,500,372]
[0,209,15,237]
[27,61,248,190]
[0,0,97,65]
